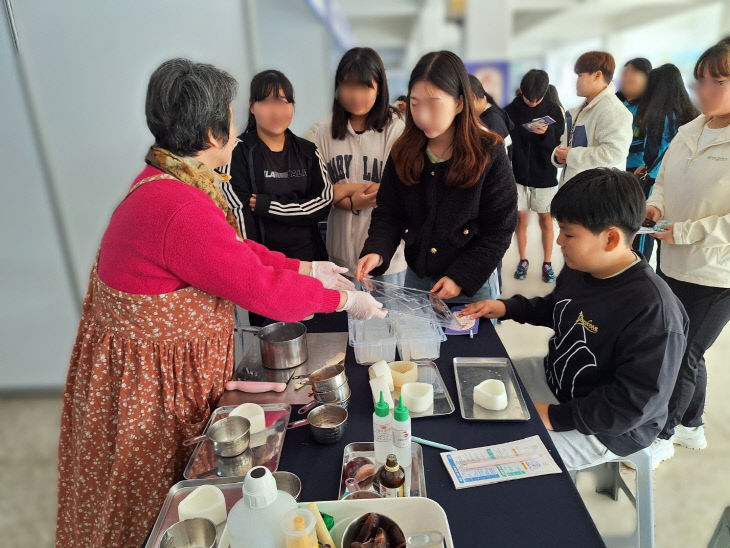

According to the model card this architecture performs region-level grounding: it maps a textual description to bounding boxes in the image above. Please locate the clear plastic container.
[396,322,446,361]
[348,316,397,364]
[281,508,317,548]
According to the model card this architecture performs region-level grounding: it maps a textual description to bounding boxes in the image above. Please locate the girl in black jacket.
[226,70,333,261]
[357,51,517,302]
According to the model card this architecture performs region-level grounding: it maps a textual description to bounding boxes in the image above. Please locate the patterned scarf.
[145,146,243,240]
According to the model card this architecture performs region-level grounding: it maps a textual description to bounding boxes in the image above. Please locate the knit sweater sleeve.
[443,146,518,296]
[163,198,340,320]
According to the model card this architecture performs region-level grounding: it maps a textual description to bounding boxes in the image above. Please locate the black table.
[227,312,605,547]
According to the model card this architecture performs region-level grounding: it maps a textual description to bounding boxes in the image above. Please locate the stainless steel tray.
[146,479,453,548]
[392,361,454,418]
[145,478,240,547]
[183,403,291,480]
[338,442,427,499]
[452,357,531,421]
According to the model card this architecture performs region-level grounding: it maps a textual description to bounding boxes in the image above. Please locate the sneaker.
[671,425,707,450]
[514,259,529,280]
[649,438,675,470]
[623,438,675,471]
[542,262,556,283]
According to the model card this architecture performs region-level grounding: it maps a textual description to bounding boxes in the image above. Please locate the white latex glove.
[341,291,387,320]
[310,261,356,291]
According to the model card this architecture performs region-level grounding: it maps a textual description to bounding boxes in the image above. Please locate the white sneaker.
[649,438,675,470]
[670,424,707,450]
[621,438,675,471]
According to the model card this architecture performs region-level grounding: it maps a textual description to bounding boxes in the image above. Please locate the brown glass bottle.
[375,453,405,498]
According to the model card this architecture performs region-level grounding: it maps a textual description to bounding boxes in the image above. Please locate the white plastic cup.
[230,403,266,434]
[177,484,227,525]
[400,382,434,413]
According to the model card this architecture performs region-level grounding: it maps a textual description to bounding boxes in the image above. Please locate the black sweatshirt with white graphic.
[225,129,332,261]
[501,260,688,456]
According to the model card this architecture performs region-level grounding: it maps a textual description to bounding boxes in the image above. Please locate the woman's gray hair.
[145,58,238,157]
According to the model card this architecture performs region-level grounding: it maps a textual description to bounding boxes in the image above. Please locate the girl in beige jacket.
[645,43,730,460]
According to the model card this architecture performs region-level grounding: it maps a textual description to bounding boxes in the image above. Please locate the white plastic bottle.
[392,396,411,467]
[223,466,297,548]
[373,391,393,464]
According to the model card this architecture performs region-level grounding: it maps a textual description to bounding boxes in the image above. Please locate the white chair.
[571,448,654,548]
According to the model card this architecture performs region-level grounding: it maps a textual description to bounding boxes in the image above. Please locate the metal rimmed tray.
[145,478,237,547]
[338,442,427,499]
[146,481,453,547]
[183,403,291,480]
[453,357,531,421]
[392,361,455,418]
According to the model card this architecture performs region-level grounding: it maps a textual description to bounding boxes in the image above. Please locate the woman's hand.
[249,194,257,212]
[652,223,675,245]
[645,205,662,223]
[531,123,548,135]
[310,261,355,291]
[430,276,461,300]
[340,290,387,320]
[355,254,383,282]
[634,166,647,176]
[459,299,506,319]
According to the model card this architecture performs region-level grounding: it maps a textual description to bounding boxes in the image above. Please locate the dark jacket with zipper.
[505,96,565,188]
[228,129,331,261]
[360,144,517,296]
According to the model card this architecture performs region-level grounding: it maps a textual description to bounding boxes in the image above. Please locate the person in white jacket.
[553,51,633,184]
[645,42,730,465]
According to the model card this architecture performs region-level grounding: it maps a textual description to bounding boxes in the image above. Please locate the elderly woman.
[55,59,384,547]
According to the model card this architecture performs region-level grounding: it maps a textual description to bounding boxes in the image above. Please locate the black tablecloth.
[274,313,605,547]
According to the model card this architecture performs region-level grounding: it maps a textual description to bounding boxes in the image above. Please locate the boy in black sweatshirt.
[461,168,688,470]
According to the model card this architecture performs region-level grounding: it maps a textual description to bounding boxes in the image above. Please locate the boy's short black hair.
[396,95,407,102]
[520,69,549,102]
[551,168,645,240]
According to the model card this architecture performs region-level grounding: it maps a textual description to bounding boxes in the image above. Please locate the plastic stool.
[572,448,654,548]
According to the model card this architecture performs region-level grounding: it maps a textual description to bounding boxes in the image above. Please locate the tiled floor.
[1,212,728,547]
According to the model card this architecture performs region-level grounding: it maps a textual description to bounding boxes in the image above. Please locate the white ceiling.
[338,0,727,70]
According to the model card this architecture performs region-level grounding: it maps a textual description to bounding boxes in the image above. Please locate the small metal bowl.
[207,415,250,457]
[313,381,351,404]
[160,518,217,548]
[273,470,302,500]
[308,404,348,444]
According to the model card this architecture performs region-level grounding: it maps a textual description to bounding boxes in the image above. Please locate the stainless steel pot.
[297,382,351,415]
[160,518,217,548]
[287,404,348,444]
[293,362,347,393]
[183,416,250,458]
[237,322,308,369]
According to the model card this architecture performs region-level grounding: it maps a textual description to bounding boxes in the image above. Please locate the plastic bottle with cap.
[373,390,393,464]
[224,465,297,548]
[392,396,412,467]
